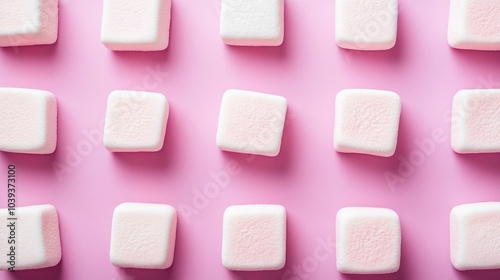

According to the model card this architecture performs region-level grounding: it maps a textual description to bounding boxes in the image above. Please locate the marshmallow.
[0,0,58,47]
[334,89,401,157]
[222,204,286,271]
[216,89,287,157]
[103,90,169,152]
[110,203,177,269]
[101,0,172,51]
[450,202,500,270]
[220,0,284,46]
[451,89,500,153]
[0,205,61,270]
[336,207,401,274]
[335,0,398,50]
[0,88,57,154]
[448,0,500,50]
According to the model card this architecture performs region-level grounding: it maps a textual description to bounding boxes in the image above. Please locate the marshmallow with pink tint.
[335,0,398,50]
[0,0,58,47]
[222,204,286,271]
[0,205,61,270]
[448,0,500,50]
[220,0,284,46]
[451,89,500,153]
[103,90,169,152]
[216,89,287,157]
[110,203,177,269]
[334,89,401,157]
[336,207,401,274]
[101,0,172,51]
[0,88,57,154]
[450,202,500,270]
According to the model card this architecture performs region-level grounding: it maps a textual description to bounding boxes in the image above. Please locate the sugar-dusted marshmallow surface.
[450,202,500,270]
[451,89,500,153]
[101,0,172,51]
[216,89,287,156]
[0,0,58,47]
[448,0,500,50]
[220,0,284,46]
[334,89,401,157]
[104,90,169,152]
[336,207,401,274]
[335,0,398,50]
[0,88,57,154]
[222,204,286,271]
[110,203,177,269]
[0,205,61,270]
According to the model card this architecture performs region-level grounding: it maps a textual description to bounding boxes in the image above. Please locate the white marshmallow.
[335,0,398,50]
[336,207,401,274]
[451,89,500,153]
[334,89,401,157]
[0,88,57,154]
[216,89,287,157]
[103,90,169,152]
[222,204,286,271]
[448,0,500,50]
[0,205,61,270]
[0,0,58,47]
[450,202,500,270]
[220,0,284,46]
[110,203,177,269]
[101,0,172,51]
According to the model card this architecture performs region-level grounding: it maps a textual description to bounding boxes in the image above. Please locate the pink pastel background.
[1,0,500,279]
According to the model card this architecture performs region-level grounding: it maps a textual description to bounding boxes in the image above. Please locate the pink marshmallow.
[336,207,401,274]
[451,89,500,153]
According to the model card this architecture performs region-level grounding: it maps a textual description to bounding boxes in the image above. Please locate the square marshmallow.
[451,89,500,153]
[220,0,284,46]
[450,202,500,270]
[110,203,177,269]
[335,0,398,50]
[101,0,172,51]
[222,204,286,271]
[0,88,57,154]
[0,205,61,270]
[216,89,287,157]
[336,207,401,274]
[448,0,500,50]
[103,90,169,152]
[334,89,401,157]
[0,0,58,47]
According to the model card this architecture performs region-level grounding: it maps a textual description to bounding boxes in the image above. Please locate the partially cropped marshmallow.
[220,0,284,46]
[336,207,401,274]
[216,89,287,156]
[103,90,169,152]
[0,205,61,270]
[335,0,398,50]
[101,0,172,51]
[448,0,500,50]
[0,0,58,47]
[451,202,500,270]
[334,89,401,157]
[0,88,57,154]
[110,203,177,269]
[222,204,286,271]
[451,89,500,153]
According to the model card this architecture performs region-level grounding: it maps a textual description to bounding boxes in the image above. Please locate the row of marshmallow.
[0,0,499,50]
[2,202,500,272]
[1,87,499,156]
